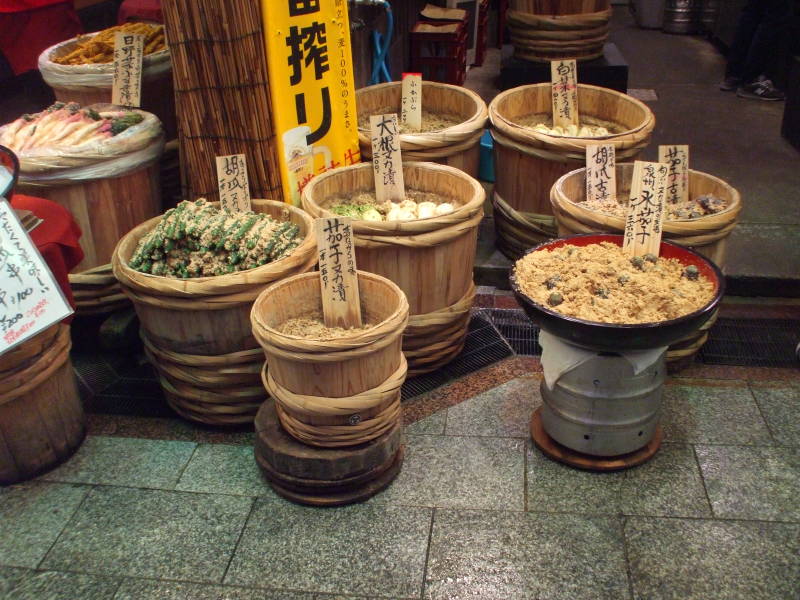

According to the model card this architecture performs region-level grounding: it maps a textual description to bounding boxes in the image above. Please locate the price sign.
[315,216,362,329]
[550,59,579,129]
[401,72,422,132]
[369,114,405,204]
[111,32,144,107]
[585,144,616,206]
[658,145,690,205]
[0,199,72,354]
[623,161,669,257]
[215,154,252,212]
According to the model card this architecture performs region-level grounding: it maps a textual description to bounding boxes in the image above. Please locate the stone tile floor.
[2,352,799,599]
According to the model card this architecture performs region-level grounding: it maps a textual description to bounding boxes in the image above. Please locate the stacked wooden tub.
[0,324,84,484]
[489,83,655,259]
[356,81,488,178]
[551,163,741,369]
[302,162,484,375]
[112,200,317,425]
[507,0,612,62]
[251,271,409,505]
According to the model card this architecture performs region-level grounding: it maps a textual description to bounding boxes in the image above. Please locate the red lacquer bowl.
[509,233,724,350]
[0,145,19,201]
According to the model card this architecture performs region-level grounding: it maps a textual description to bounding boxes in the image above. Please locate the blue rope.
[369,2,393,85]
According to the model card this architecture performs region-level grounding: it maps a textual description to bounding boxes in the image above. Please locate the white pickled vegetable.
[362,207,382,221]
[435,203,454,216]
[417,201,436,219]
[386,206,402,221]
[565,124,578,137]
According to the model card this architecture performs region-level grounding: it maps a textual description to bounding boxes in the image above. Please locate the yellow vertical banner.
[261,0,360,205]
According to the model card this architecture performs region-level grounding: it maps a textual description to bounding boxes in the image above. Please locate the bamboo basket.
[356,81,488,177]
[507,0,611,62]
[550,163,740,369]
[489,83,655,259]
[38,39,177,138]
[302,162,484,375]
[112,199,317,425]
[251,271,409,447]
[0,324,85,485]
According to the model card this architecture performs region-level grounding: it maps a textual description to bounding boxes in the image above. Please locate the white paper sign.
[0,199,72,354]
[111,31,144,108]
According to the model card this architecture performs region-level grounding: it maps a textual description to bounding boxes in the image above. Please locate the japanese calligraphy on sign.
[401,72,422,131]
[369,114,405,203]
[623,161,669,257]
[0,199,72,355]
[215,154,252,213]
[111,32,144,107]
[315,216,362,328]
[658,145,689,205]
[261,0,360,205]
[550,59,579,129]
[585,145,616,206]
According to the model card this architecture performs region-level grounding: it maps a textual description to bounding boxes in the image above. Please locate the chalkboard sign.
[0,199,72,354]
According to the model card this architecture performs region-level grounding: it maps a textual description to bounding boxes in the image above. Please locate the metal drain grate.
[698,318,800,368]
[488,308,542,356]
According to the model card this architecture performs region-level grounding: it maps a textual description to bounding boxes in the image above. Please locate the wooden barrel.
[251,271,409,447]
[0,324,85,485]
[507,0,612,62]
[356,81,488,177]
[112,200,317,425]
[489,83,655,259]
[254,399,404,506]
[38,39,177,139]
[550,163,740,369]
[302,162,484,375]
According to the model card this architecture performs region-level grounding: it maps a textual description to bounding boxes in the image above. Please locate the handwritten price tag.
[315,216,362,328]
[551,59,579,129]
[658,145,690,205]
[585,144,616,206]
[369,114,405,204]
[401,72,422,131]
[623,161,669,257]
[0,199,72,354]
[112,32,144,107]
[215,154,252,212]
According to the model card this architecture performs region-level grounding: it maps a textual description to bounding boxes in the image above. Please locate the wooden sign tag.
[658,145,690,205]
[315,216,362,328]
[550,59,579,130]
[623,160,669,257]
[400,72,423,132]
[585,144,616,206]
[369,114,405,203]
[111,32,144,107]
[0,199,72,355]
[215,154,252,212]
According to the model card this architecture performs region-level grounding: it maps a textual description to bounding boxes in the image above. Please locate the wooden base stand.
[254,400,403,506]
[530,407,662,471]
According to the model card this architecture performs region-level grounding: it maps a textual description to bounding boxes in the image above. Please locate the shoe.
[736,77,785,101]
[719,76,740,91]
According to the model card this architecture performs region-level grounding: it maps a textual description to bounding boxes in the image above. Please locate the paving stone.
[176,444,275,497]
[626,517,800,599]
[0,566,30,597]
[0,482,90,568]
[696,444,800,521]
[406,410,447,435]
[372,434,525,510]
[225,499,431,598]
[750,382,800,446]
[113,579,368,599]
[42,486,252,582]
[425,509,629,600]
[445,377,540,438]
[6,570,120,600]
[41,436,197,489]
[661,385,772,445]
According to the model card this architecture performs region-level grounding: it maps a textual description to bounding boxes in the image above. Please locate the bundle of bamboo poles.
[162,0,282,201]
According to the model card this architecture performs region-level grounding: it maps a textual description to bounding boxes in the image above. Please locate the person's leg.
[736,0,792,99]
[723,0,764,82]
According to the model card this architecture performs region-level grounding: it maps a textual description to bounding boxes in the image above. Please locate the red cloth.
[0,1,81,75]
[10,194,84,312]
[118,0,162,24]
